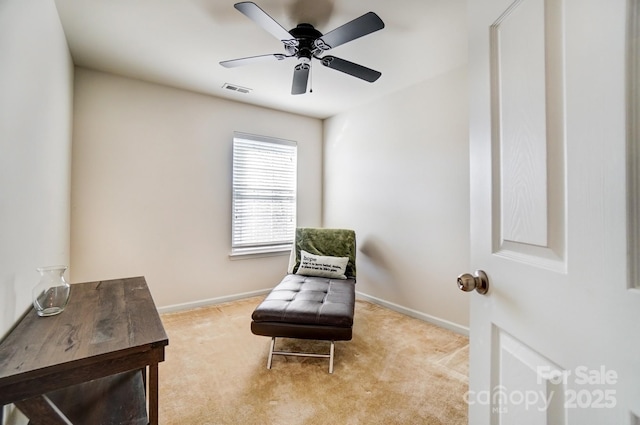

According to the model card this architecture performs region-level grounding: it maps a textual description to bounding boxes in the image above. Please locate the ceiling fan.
[220,1,385,95]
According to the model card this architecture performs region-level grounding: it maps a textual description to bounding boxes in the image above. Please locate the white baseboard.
[157,289,469,337]
[355,291,469,336]
[158,288,271,314]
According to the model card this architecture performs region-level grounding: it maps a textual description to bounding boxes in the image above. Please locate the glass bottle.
[32,265,70,317]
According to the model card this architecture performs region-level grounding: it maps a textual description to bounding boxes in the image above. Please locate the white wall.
[71,69,323,309]
[0,0,73,335]
[70,66,470,329]
[323,67,470,329]
[0,0,73,423]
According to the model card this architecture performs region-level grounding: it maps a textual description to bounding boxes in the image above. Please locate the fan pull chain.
[309,63,313,93]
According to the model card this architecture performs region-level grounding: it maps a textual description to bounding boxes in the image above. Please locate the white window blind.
[232,133,297,254]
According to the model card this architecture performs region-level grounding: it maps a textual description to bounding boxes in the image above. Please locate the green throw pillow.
[288,228,356,278]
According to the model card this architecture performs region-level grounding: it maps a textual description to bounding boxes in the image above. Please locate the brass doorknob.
[457,270,489,295]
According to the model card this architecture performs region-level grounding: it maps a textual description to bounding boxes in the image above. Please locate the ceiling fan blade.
[315,12,384,50]
[291,63,310,95]
[220,53,287,68]
[234,2,296,44]
[320,56,381,82]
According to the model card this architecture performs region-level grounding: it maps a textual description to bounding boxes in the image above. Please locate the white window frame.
[231,132,297,256]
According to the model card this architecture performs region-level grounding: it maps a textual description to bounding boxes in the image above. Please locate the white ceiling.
[53,0,467,119]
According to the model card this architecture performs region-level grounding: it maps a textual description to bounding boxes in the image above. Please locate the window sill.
[229,246,292,260]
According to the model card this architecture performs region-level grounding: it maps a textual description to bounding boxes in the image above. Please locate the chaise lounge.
[250,227,357,373]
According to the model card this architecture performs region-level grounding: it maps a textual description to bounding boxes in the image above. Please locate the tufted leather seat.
[251,274,356,341]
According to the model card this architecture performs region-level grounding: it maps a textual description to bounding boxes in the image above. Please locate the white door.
[467,0,640,423]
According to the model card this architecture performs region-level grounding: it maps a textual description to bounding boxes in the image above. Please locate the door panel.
[493,0,549,248]
[492,327,567,424]
[468,0,640,423]
[490,0,566,270]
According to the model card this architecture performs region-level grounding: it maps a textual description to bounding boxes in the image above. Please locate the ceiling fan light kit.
[220,1,384,95]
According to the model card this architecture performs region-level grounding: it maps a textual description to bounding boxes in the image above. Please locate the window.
[231,132,297,255]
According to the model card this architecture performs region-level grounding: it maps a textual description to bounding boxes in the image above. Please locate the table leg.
[149,363,159,425]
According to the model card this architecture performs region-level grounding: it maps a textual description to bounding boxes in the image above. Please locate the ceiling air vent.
[223,83,252,94]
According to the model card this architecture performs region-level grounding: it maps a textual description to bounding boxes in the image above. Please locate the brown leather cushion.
[251,274,356,340]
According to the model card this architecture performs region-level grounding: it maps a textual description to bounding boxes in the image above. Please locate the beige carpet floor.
[159,296,469,425]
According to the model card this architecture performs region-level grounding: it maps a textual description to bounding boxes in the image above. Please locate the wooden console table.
[0,277,168,424]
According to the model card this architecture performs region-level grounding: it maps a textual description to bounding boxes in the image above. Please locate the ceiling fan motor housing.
[288,23,324,62]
